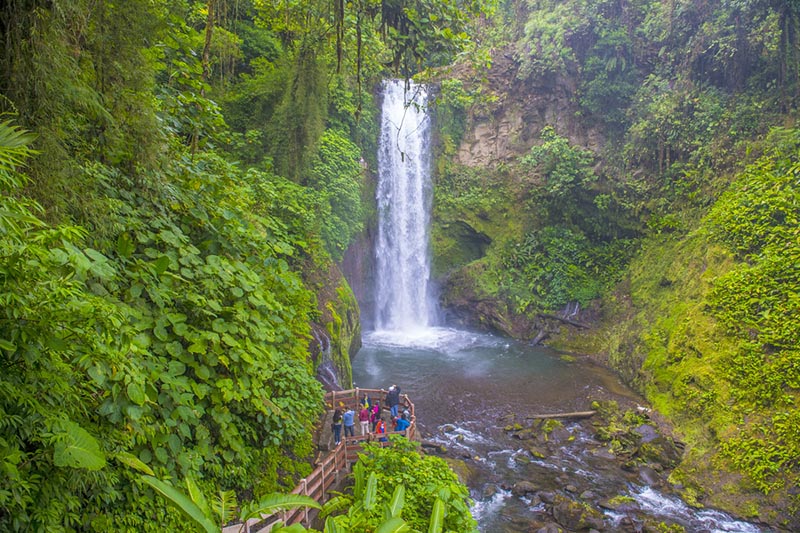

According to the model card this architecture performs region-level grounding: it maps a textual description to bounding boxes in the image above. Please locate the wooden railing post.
[301,479,309,525]
[321,460,326,502]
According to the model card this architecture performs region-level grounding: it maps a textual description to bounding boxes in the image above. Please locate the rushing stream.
[360,80,767,531]
[352,329,766,532]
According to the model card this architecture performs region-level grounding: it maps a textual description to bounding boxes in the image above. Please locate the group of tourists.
[330,384,411,446]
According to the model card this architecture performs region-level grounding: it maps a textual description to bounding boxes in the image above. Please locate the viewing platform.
[223,388,417,533]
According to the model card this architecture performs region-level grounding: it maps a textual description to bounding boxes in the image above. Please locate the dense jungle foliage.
[2,0,799,529]
[0,0,487,530]
[428,0,800,526]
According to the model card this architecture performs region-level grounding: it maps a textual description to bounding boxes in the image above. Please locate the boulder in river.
[511,480,537,496]
[589,447,616,460]
[527,445,547,459]
[598,495,638,513]
[537,491,556,504]
[535,524,563,533]
[513,428,537,440]
[552,495,605,531]
[443,457,476,485]
[635,436,682,468]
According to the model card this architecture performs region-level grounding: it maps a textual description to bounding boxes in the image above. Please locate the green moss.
[608,495,635,506]
[320,279,360,389]
[541,419,563,434]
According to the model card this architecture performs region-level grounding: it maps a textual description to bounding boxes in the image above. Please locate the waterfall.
[374,79,437,331]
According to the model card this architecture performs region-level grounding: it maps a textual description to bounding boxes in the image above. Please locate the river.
[352,327,767,533]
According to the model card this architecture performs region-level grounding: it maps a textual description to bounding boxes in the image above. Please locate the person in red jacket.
[358,406,371,435]
[375,417,388,442]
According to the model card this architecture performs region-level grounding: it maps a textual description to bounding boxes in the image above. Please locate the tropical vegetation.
[1,0,799,529]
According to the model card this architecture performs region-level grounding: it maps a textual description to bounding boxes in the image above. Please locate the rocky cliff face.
[433,46,605,339]
[452,46,604,168]
[308,261,361,391]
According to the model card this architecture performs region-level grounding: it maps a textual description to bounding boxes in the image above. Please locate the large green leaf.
[320,495,350,518]
[185,476,212,522]
[427,499,445,533]
[142,476,217,533]
[239,493,321,524]
[363,472,378,511]
[271,523,310,532]
[323,517,342,533]
[353,461,366,499]
[52,421,106,471]
[375,516,411,533]
[114,451,154,475]
[385,485,405,519]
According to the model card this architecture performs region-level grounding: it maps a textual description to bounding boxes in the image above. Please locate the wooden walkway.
[223,388,416,533]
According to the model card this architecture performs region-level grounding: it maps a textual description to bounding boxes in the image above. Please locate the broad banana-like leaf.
[0,120,37,172]
[142,476,217,533]
[323,516,341,533]
[384,485,405,519]
[114,451,154,476]
[185,476,211,521]
[428,499,445,533]
[375,516,411,533]
[320,495,351,518]
[363,472,378,511]
[353,461,365,499]
[239,493,321,523]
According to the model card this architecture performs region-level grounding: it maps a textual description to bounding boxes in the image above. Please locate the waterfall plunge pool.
[352,327,768,533]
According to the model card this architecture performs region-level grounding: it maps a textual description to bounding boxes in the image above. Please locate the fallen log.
[525,410,596,420]
[420,440,448,454]
[537,313,590,329]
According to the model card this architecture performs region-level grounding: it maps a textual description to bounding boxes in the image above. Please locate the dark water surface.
[354,328,635,431]
[353,327,765,533]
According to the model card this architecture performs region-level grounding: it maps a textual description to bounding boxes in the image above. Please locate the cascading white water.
[374,79,436,331]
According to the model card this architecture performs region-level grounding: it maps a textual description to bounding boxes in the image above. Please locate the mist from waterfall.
[374,79,437,332]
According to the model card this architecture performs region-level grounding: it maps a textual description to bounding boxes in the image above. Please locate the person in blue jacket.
[394,413,410,433]
[342,407,355,438]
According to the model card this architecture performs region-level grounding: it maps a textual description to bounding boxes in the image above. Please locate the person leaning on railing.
[394,413,410,433]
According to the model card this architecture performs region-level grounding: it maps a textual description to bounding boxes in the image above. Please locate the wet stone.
[548,426,572,443]
[638,465,661,486]
[552,495,605,532]
[590,447,616,460]
[481,484,497,499]
[515,453,532,464]
[538,491,556,504]
[634,423,659,443]
[535,523,562,533]
[511,481,537,496]
[513,428,536,440]
[618,516,639,532]
[528,445,547,459]
[598,497,638,513]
